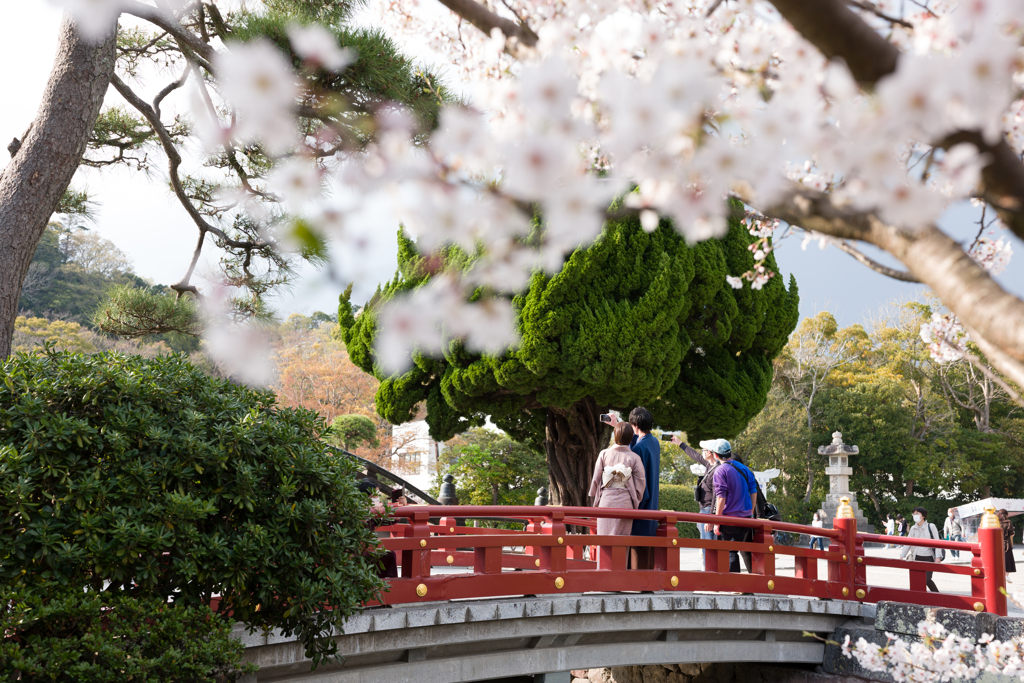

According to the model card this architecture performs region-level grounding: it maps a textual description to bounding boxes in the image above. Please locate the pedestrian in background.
[671,435,719,562]
[706,439,753,574]
[809,512,826,551]
[884,514,895,548]
[896,513,907,537]
[901,507,941,592]
[998,509,1016,574]
[943,508,963,560]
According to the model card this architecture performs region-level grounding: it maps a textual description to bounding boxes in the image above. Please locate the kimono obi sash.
[602,464,632,489]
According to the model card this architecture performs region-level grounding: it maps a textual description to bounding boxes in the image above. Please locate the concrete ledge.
[239,593,863,683]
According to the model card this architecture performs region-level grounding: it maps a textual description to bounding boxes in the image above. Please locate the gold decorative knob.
[981,507,1001,529]
[842,587,849,597]
[557,537,564,545]
[670,576,679,587]
[974,568,981,575]
[416,584,428,597]
[555,577,565,589]
[857,557,863,564]
[446,555,454,564]
[672,539,678,546]
[767,580,775,590]
[420,539,427,547]
[842,555,848,561]
[836,497,855,519]
[856,589,866,600]
[450,527,455,533]
[974,602,985,612]
[768,545,774,552]
[535,559,541,567]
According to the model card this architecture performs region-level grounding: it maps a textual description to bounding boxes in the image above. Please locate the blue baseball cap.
[698,439,732,455]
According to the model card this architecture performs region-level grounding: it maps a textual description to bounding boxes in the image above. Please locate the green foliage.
[436,428,548,506]
[658,484,701,539]
[0,350,384,665]
[93,285,203,339]
[328,413,379,450]
[1,590,253,682]
[18,224,150,325]
[339,201,800,451]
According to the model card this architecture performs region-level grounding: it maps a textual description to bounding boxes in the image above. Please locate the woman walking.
[901,507,941,592]
[589,422,647,549]
[998,509,1016,574]
[809,512,826,551]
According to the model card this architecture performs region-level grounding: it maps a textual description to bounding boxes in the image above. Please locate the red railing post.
[654,515,680,572]
[525,516,544,566]
[978,506,1008,616]
[439,515,458,553]
[401,508,432,579]
[540,510,567,572]
[831,497,857,600]
[751,522,775,576]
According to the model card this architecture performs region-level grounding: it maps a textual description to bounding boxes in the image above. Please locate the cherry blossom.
[287,24,355,72]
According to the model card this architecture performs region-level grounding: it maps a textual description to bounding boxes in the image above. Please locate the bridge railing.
[376,502,1007,615]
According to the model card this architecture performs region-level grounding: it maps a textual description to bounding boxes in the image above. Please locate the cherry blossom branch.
[430,0,539,60]
[769,0,1024,243]
[761,188,1024,374]
[833,240,920,282]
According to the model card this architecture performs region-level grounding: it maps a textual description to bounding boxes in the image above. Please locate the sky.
[4,2,1024,331]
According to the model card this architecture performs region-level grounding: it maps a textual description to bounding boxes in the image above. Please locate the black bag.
[694,475,705,504]
[761,501,783,522]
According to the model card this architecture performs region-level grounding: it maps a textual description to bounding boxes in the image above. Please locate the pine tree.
[338,200,800,505]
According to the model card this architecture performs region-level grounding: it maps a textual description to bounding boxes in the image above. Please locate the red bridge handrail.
[375,505,1007,617]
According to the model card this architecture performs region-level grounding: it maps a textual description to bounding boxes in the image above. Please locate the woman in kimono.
[589,422,647,536]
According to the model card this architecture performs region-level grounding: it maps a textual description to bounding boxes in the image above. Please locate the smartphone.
[599,414,612,423]
[661,433,674,442]
[390,488,405,503]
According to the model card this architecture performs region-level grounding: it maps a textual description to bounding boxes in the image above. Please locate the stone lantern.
[818,432,873,532]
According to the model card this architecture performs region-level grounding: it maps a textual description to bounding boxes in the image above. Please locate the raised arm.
[670,436,711,467]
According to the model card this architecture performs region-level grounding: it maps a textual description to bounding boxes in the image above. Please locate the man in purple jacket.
[706,439,753,573]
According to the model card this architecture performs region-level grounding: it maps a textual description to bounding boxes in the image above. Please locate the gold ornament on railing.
[836,497,855,519]
[980,506,1001,529]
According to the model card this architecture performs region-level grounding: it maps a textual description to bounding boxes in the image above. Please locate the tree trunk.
[860,467,882,515]
[544,396,612,508]
[803,442,815,503]
[0,16,115,359]
[905,479,914,497]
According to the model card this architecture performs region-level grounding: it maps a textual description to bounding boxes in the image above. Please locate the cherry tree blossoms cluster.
[51,0,1024,376]
[843,619,1024,682]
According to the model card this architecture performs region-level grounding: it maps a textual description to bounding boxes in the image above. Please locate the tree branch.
[768,0,1024,244]
[760,187,1024,368]
[431,0,538,60]
[109,74,269,293]
[833,239,920,282]
[844,0,913,28]
[120,0,215,66]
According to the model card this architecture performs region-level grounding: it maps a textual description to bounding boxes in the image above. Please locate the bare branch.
[431,0,539,60]
[833,240,921,282]
[844,0,914,28]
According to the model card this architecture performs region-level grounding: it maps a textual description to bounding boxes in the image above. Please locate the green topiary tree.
[328,413,380,451]
[338,200,799,506]
[0,349,384,666]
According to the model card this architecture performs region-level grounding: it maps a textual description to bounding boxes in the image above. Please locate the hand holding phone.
[600,414,612,424]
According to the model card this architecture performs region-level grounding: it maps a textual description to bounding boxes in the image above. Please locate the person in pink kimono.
[589,422,647,536]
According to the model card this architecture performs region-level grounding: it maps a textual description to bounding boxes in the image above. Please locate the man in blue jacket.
[628,407,660,569]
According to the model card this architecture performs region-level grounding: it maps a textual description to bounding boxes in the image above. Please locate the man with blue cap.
[702,438,754,573]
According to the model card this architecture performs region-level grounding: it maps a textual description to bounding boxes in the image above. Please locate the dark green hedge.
[0,350,384,666]
[660,484,701,539]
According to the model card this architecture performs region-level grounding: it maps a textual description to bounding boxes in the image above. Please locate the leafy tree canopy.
[435,428,547,506]
[339,199,800,504]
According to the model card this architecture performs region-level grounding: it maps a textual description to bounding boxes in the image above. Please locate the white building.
[392,420,444,492]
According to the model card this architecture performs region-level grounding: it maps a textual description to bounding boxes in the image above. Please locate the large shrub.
[659,484,701,539]
[0,350,383,665]
[2,590,253,682]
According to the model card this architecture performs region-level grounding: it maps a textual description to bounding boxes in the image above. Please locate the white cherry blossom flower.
[266,157,322,207]
[287,24,356,72]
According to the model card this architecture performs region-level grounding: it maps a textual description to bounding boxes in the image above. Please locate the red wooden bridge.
[377,499,1009,616]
